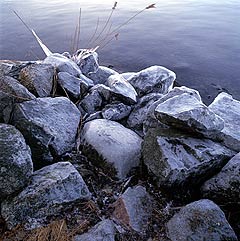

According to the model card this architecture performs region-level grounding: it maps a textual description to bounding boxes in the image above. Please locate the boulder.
[79,90,103,114]
[19,63,54,97]
[87,66,118,85]
[0,124,33,200]
[119,72,136,80]
[0,76,36,122]
[74,219,116,241]
[143,86,202,134]
[142,127,236,190]
[167,199,238,241]
[102,103,132,121]
[81,119,142,179]
[57,72,81,99]
[209,92,240,151]
[90,84,112,102]
[43,53,81,77]
[201,152,240,205]
[107,75,137,104]
[1,162,91,230]
[128,66,176,97]
[112,185,154,233]
[154,93,224,137]
[74,50,99,75]
[127,93,163,131]
[12,97,81,166]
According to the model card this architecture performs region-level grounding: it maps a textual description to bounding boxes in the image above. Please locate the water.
[1,0,240,104]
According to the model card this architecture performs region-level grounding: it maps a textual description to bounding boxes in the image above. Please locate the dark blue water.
[1,0,240,103]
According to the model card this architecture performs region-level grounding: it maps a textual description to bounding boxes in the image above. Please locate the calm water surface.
[1,0,240,103]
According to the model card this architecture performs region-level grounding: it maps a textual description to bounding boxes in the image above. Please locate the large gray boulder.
[19,63,54,97]
[74,219,116,241]
[0,124,33,200]
[143,86,202,134]
[128,66,176,97]
[87,66,118,85]
[127,93,163,131]
[154,93,224,137]
[81,119,142,179]
[167,199,238,241]
[0,76,36,122]
[112,185,154,233]
[201,152,240,205]
[107,75,137,104]
[209,92,240,151]
[43,53,81,77]
[143,127,236,190]
[12,97,81,166]
[1,162,91,230]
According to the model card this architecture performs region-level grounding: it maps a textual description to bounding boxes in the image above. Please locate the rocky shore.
[0,50,239,240]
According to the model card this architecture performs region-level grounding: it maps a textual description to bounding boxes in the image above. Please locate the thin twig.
[76,8,82,51]
[86,17,100,48]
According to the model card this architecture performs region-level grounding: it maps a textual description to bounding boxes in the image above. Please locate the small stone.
[81,119,142,179]
[113,185,154,232]
[0,124,33,200]
[74,219,116,241]
[19,63,54,97]
[128,66,176,97]
[167,199,238,241]
[201,152,240,205]
[1,162,91,230]
[102,103,132,121]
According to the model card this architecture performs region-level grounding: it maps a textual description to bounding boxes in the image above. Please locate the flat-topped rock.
[128,66,176,97]
[81,119,142,179]
[201,152,240,205]
[155,93,224,137]
[1,162,91,230]
[209,92,240,151]
[0,124,33,200]
[167,199,238,241]
[12,97,81,166]
[143,127,236,190]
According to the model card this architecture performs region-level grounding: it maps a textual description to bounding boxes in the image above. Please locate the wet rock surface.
[167,199,238,241]
[1,162,91,230]
[0,124,33,200]
[80,119,142,179]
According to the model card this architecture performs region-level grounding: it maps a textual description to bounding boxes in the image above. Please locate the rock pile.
[0,52,239,240]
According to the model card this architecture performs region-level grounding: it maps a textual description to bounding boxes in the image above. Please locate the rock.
[167,199,238,241]
[209,92,240,151]
[91,84,112,101]
[142,127,236,190]
[154,93,224,137]
[79,90,103,114]
[143,86,203,134]
[74,219,116,241]
[201,152,240,205]
[0,124,33,200]
[1,162,91,230]
[19,63,54,97]
[57,72,81,99]
[127,93,163,131]
[119,72,136,80]
[81,119,142,179]
[87,66,118,85]
[0,76,36,122]
[107,75,137,104]
[78,73,94,94]
[83,111,102,123]
[102,103,132,121]
[113,185,154,233]
[43,53,81,77]
[128,66,176,97]
[74,50,99,75]
[12,97,81,166]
